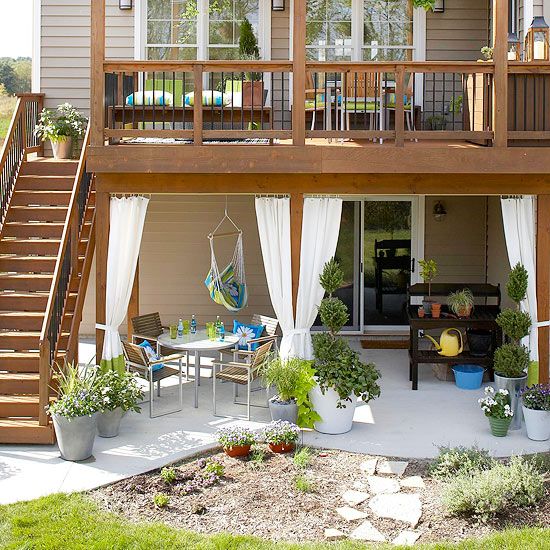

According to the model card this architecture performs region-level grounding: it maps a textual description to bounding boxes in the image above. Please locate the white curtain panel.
[255,197,295,357]
[500,196,538,361]
[98,195,150,370]
[290,197,343,359]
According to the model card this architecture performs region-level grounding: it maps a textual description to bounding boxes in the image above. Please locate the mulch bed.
[91,448,550,544]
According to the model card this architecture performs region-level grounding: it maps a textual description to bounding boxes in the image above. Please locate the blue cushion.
[138,340,163,371]
[233,321,265,351]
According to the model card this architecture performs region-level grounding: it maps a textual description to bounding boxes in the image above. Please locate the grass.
[0,493,548,549]
[293,446,312,470]
[293,473,315,493]
[0,95,17,143]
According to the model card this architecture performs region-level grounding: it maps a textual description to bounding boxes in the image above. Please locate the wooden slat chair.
[226,314,280,363]
[122,340,186,418]
[212,340,273,420]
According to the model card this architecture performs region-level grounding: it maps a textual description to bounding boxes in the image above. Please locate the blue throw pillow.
[233,321,265,351]
[138,340,163,371]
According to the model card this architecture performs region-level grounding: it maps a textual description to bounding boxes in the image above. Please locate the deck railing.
[98,60,550,147]
[0,93,44,227]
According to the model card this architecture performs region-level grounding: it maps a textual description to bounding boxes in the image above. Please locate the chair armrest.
[132,333,158,343]
[247,335,277,345]
[212,360,251,369]
[150,352,187,365]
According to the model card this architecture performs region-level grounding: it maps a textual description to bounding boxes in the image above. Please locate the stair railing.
[0,93,44,230]
[38,127,95,426]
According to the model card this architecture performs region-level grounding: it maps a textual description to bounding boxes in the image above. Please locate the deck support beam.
[95,189,109,365]
[290,193,303,320]
[537,195,550,384]
[292,0,306,146]
[492,0,508,148]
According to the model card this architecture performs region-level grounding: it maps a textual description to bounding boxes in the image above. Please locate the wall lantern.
[508,32,521,61]
[119,0,133,10]
[525,16,550,61]
[271,0,285,11]
[433,201,447,222]
[433,0,445,13]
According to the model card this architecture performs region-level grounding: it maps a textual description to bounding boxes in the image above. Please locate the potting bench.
[407,283,503,390]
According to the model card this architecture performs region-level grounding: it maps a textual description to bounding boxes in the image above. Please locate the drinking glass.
[182,320,190,335]
[169,325,177,339]
[206,322,216,341]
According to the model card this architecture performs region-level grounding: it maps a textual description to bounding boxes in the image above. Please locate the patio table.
[157,329,240,408]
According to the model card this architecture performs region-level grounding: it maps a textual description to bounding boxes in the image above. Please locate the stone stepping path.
[327,459,425,545]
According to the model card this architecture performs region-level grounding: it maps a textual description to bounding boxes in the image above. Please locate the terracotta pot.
[457,305,473,318]
[223,445,251,458]
[268,442,295,454]
[418,307,425,318]
[431,303,442,318]
[242,81,264,108]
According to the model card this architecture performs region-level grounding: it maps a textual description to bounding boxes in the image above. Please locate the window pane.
[148,0,172,20]
[364,0,412,47]
[147,46,198,60]
[209,0,259,54]
[307,0,352,59]
[362,47,413,61]
[208,46,240,60]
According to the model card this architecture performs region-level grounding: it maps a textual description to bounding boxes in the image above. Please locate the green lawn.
[0,95,17,145]
[0,493,548,550]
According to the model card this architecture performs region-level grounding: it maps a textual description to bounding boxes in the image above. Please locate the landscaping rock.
[352,480,367,491]
[376,460,409,477]
[324,528,346,541]
[369,494,422,528]
[400,476,425,489]
[392,530,421,546]
[342,489,369,506]
[336,506,369,522]
[350,520,386,542]
[360,458,378,475]
[367,475,400,495]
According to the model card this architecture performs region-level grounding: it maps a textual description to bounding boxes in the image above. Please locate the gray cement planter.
[52,412,98,461]
[51,137,73,159]
[97,407,125,438]
[268,397,298,424]
[494,373,527,430]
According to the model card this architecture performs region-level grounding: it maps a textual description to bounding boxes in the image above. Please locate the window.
[146,0,261,61]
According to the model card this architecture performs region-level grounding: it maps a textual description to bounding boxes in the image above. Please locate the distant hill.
[0,57,32,95]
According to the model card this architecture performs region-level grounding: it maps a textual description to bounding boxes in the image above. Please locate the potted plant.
[260,355,318,426]
[263,420,300,454]
[447,288,474,318]
[217,426,256,457]
[418,258,439,316]
[478,386,514,437]
[34,103,87,159]
[520,384,550,441]
[494,264,531,430]
[47,363,101,461]
[96,370,144,438]
[311,259,380,435]
[239,19,263,108]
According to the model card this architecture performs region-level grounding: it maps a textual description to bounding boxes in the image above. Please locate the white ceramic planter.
[494,373,527,430]
[522,405,550,441]
[309,384,357,435]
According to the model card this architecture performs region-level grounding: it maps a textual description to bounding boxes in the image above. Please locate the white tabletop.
[158,329,239,352]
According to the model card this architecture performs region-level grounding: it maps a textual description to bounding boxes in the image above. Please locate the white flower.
[485,386,495,394]
[498,389,509,395]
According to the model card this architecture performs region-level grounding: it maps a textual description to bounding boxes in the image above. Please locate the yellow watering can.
[424,328,463,357]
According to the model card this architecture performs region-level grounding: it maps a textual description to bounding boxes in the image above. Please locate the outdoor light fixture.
[508,32,521,61]
[433,201,447,222]
[271,0,285,11]
[525,16,550,61]
[433,0,444,13]
[119,0,133,10]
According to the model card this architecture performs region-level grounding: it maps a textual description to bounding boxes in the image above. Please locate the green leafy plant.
[428,445,494,480]
[443,457,545,521]
[202,458,225,478]
[248,447,266,468]
[447,288,474,317]
[496,309,532,342]
[312,260,380,407]
[480,46,494,61]
[216,426,256,449]
[294,473,314,493]
[96,369,143,413]
[152,493,170,508]
[239,19,261,81]
[520,384,550,411]
[479,386,514,419]
[449,95,463,115]
[34,103,87,143]
[160,467,177,485]
[263,420,300,445]
[418,258,438,297]
[293,447,312,470]
[494,343,530,378]
[507,264,528,303]
[413,0,436,10]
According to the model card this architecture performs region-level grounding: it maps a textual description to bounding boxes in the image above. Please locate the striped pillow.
[125,90,173,106]
[184,90,230,107]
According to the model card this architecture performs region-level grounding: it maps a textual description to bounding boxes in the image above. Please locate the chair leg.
[247,371,251,421]
[178,357,183,410]
[157,379,161,397]
[310,110,316,131]
[234,383,239,400]
[212,364,217,415]
[149,373,154,418]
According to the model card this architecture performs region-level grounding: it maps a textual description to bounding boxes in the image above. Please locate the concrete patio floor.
[0,339,547,505]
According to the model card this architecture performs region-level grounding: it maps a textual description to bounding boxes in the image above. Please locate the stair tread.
[0,394,39,403]
[0,274,53,279]
[0,372,40,381]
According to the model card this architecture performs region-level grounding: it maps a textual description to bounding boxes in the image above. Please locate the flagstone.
[336,506,369,522]
[392,530,421,546]
[324,528,346,541]
[342,489,370,506]
[360,458,378,475]
[369,493,422,527]
[376,460,409,477]
[367,475,400,494]
[350,520,386,542]
[400,476,425,489]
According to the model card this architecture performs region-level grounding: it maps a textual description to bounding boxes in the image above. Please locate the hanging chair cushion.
[233,320,265,351]
[138,340,163,371]
[205,263,247,312]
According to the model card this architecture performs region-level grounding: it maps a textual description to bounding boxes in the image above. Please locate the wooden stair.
[0,157,94,445]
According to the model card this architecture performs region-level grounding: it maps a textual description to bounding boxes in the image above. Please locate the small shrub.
[203,459,224,478]
[294,473,314,493]
[248,447,266,468]
[507,263,528,304]
[443,457,545,521]
[496,309,532,342]
[521,384,550,411]
[263,420,300,445]
[160,467,177,484]
[153,493,170,508]
[494,343,530,378]
[216,426,256,449]
[429,445,494,480]
[293,447,312,470]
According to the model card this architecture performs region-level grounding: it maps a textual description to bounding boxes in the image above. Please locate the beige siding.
[271,10,291,129]
[79,195,274,337]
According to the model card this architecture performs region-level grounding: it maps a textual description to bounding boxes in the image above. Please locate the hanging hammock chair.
[204,208,248,312]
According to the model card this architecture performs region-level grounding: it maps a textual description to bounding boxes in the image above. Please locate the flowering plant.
[96,370,144,413]
[47,363,102,419]
[520,384,550,411]
[35,103,87,143]
[217,426,256,448]
[478,386,514,419]
[263,420,300,445]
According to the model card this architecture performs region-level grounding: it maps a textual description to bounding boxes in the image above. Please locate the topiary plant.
[493,343,530,379]
[312,259,380,407]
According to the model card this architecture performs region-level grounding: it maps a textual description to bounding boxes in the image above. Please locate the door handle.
[411,258,415,273]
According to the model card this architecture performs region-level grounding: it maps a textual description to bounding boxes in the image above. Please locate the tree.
[238,18,259,59]
[0,60,18,94]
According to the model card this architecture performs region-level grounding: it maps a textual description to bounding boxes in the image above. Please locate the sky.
[0,0,33,58]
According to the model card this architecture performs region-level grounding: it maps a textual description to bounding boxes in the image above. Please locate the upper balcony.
[87,0,550,177]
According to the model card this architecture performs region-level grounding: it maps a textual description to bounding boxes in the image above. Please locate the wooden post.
[90,0,106,147]
[395,67,405,148]
[492,0,508,148]
[292,0,306,146]
[127,260,139,340]
[537,195,550,384]
[193,64,203,146]
[95,189,110,364]
[290,193,303,317]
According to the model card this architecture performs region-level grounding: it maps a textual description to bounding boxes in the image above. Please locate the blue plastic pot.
[452,364,484,390]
